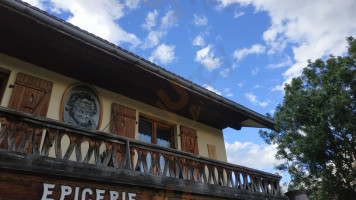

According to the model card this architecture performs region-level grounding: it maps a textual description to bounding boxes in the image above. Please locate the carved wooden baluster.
[175,157,186,179]
[241,172,248,190]
[93,140,102,166]
[207,165,217,185]
[164,155,175,177]
[41,128,56,157]
[252,175,259,191]
[83,139,96,163]
[15,123,33,153]
[197,163,207,183]
[260,178,266,193]
[191,161,200,182]
[101,142,113,167]
[0,117,10,149]
[31,125,43,155]
[63,133,76,160]
[0,118,8,146]
[162,154,173,177]
[225,169,234,188]
[54,130,64,159]
[234,171,242,189]
[186,160,193,181]
[149,151,160,175]
[272,179,279,194]
[217,167,226,186]
[141,150,149,173]
[255,176,262,192]
[264,179,271,194]
[74,136,84,162]
[6,121,20,152]
[12,122,25,152]
[119,140,132,170]
[276,180,282,194]
[246,174,252,191]
[111,144,122,168]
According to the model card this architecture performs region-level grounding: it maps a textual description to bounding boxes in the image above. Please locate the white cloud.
[251,67,259,75]
[142,30,167,49]
[220,68,231,78]
[225,141,283,170]
[234,11,245,18]
[266,56,293,69]
[124,0,139,9]
[149,44,176,64]
[141,9,178,49]
[193,14,208,26]
[271,84,284,92]
[224,88,233,97]
[233,44,266,61]
[245,92,269,107]
[24,0,142,49]
[192,34,205,47]
[253,84,260,89]
[237,81,244,88]
[142,10,158,31]
[217,0,356,89]
[23,0,46,9]
[195,45,222,71]
[161,9,178,29]
[220,63,238,78]
[204,84,222,95]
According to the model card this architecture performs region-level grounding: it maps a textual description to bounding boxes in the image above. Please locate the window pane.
[156,125,171,148]
[138,119,152,143]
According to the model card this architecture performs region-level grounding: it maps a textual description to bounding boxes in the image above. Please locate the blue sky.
[24,0,356,188]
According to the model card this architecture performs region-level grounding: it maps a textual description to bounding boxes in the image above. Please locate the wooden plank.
[0,151,287,200]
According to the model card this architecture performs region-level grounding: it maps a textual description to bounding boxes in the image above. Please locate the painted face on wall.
[72,98,95,125]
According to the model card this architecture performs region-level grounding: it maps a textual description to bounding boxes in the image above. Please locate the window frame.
[138,116,175,148]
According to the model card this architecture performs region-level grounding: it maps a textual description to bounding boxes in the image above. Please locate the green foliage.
[260,37,356,200]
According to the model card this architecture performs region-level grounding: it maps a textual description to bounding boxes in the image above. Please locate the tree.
[260,37,356,200]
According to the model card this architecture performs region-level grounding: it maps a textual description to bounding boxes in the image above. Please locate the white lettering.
[60,185,72,200]
[41,183,55,200]
[82,188,93,200]
[41,183,137,200]
[96,189,105,200]
[128,193,136,200]
[110,191,119,200]
[74,187,80,200]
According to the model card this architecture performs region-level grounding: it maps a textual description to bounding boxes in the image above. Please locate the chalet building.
[0,0,287,199]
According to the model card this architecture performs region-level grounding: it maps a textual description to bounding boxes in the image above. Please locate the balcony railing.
[0,106,286,199]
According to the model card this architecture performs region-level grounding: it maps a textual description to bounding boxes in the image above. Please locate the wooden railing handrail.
[0,106,283,196]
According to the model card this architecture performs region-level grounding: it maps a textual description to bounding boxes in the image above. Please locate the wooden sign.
[0,169,226,200]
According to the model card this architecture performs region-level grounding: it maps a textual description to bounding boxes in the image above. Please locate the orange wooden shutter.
[110,103,136,139]
[8,72,53,116]
[180,125,199,155]
[207,144,217,159]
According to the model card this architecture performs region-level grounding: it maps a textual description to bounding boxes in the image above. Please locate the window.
[138,116,174,148]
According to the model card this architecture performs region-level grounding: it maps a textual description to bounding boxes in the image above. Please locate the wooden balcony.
[0,107,287,200]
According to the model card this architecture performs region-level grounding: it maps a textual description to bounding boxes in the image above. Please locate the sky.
[23,0,356,188]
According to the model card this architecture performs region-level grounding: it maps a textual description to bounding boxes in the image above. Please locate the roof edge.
[2,0,276,130]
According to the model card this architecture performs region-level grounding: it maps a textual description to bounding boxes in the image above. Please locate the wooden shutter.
[180,125,199,155]
[110,103,136,139]
[207,144,217,160]
[8,72,53,116]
